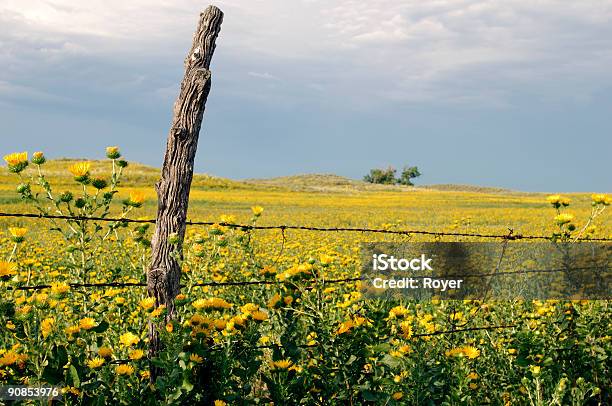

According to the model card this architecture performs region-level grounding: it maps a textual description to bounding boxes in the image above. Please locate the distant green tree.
[363,166,397,185]
[398,166,421,186]
[364,165,421,186]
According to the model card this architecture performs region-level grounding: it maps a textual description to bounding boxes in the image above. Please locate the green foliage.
[364,165,421,186]
[398,166,421,186]
[363,166,398,185]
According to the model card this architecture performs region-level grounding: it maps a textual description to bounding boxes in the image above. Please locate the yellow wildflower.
[40,318,55,338]
[388,305,410,319]
[129,349,145,360]
[463,346,480,359]
[0,261,17,278]
[547,195,570,206]
[399,321,413,339]
[192,297,232,310]
[150,305,166,318]
[0,351,19,366]
[219,214,236,223]
[8,227,27,243]
[98,347,113,358]
[189,353,204,364]
[592,194,610,205]
[271,359,293,370]
[446,346,480,359]
[139,297,156,310]
[128,191,145,207]
[115,364,135,376]
[68,162,91,178]
[87,357,105,369]
[268,293,281,308]
[251,310,268,322]
[251,206,264,216]
[240,303,259,314]
[79,317,96,330]
[50,282,70,295]
[3,152,28,173]
[320,254,334,265]
[336,319,354,335]
[4,152,28,166]
[119,332,140,347]
[546,195,561,204]
[555,213,574,225]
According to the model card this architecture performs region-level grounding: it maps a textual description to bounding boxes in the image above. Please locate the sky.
[1,0,611,192]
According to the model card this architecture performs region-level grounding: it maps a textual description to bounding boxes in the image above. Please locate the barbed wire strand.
[1,211,611,241]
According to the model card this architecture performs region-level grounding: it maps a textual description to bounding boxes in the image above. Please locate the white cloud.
[1,0,612,108]
[247,71,280,81]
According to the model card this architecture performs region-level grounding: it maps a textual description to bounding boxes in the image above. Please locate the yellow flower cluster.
[445,346,480,359]
[592,194,610,205]
[336,315,370,335]
[115,364,135,376]
[192,297,233,310]
[119,332,140,347]
[546,195,570,207]
[554,213,574,225]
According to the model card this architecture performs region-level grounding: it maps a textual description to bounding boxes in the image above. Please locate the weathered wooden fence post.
[148,5,223,373]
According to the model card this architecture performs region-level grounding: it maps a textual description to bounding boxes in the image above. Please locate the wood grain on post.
[148,5,223,365]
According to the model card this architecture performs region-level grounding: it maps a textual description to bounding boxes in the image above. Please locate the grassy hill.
[0,158,563,196]
[0,158,247,191]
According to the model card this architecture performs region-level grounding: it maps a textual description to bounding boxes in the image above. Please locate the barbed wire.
[2,211,611,241]
[4,276,365,291]
[213,324,520,354]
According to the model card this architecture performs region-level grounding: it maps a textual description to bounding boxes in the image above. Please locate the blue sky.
[1,0,611,192]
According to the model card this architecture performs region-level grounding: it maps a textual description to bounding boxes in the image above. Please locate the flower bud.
[74,198,86,209]
[106,146,121,160]
[16,183,30,194]
[60,191,74,203]
[32,151,46,165]
[91,178,108,190]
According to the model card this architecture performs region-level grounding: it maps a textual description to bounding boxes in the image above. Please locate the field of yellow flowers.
[0,150,610,405]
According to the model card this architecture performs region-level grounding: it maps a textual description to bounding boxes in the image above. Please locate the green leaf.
[41,365,63,385]
[181,378,194,392]
[69,364,80,388]
[92,320,109,334]
[361,390,380,401]
[346,355,357,365]
[370,343,391,353]
[381,354,400,368]
[516,356,529,367]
